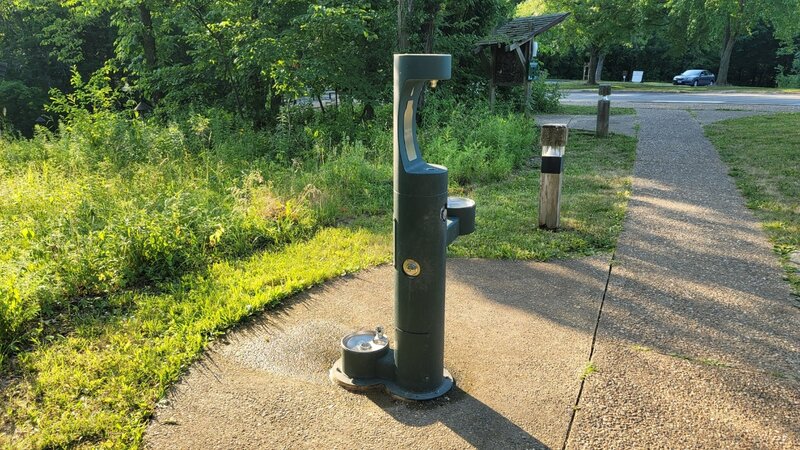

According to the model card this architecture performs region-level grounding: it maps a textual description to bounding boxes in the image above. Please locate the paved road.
[564,90,800,106]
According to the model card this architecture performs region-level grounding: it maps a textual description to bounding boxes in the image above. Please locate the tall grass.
[0,96,535,364]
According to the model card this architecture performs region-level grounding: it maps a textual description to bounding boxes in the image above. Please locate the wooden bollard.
[539,124,568,230]
[596,84,611,137]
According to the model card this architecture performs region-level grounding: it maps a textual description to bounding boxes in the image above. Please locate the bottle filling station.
[329,54,475,401]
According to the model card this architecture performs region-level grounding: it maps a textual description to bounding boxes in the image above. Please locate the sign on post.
[631,71,644,83]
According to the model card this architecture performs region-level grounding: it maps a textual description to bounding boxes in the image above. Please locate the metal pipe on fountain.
[330,54,475,401]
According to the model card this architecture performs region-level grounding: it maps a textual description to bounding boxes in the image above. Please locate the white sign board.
[631,71,644,83]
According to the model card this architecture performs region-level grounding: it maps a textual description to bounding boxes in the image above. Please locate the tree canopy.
[2,0,799,135]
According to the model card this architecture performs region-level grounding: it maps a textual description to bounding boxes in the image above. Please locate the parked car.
[673,69,716,86]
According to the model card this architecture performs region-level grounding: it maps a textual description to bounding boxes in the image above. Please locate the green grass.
[0,101,639,448]
[450,131,637,259]
[555,104,636,116]
[705,113,800,297]
[556,80,800,94]
[1,227,389,448]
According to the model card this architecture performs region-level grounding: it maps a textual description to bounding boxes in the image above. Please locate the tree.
[516,0,648,84]
[667,0,800,85]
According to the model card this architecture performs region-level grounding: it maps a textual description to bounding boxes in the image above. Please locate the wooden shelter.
[475,13,570,111]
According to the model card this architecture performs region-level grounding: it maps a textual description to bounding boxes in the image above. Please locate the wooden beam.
[489,46,496,111]
[523,42,531,118]
[514,45,527,69]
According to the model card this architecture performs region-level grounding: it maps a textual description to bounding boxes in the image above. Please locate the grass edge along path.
[705,112,800,297]
[1,227,390,449]
[556,104,637,116]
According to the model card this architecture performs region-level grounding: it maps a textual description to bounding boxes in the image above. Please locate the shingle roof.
[476,13,570,48]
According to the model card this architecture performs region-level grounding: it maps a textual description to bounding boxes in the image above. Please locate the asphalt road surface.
[564,90,800,106]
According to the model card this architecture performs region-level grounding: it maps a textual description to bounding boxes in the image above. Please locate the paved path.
[146,258,611,449]
[567,108,800,448]
[145,106,799,448]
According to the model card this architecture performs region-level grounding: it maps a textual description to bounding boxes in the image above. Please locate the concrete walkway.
[145,107,799,449]
[566,108,800,448]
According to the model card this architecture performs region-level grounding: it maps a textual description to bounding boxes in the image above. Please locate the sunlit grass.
[555,104,637,116]
[450,131,637,259]
[705,113,800,296]
[2,227,390,448]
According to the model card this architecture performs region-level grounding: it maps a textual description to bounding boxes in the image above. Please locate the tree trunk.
[415,1,440,122]
[138,3,157,68]
[397,0,411,52]
[317,94,326,114]
[249,72,266,129]
[138,2,160,102]
[595,53,605,83]
[421,1,440,54]
[717,17,737,86]
[587,49,598,85]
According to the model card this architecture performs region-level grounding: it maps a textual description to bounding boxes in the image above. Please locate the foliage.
[665,0,800,85]
[0,80,48,137]
[421,91,535,184]
[0,0,516,128]
[527,71,564,113]
[515,0,652,83]
[705,113,800,296]
[776,51,800,88]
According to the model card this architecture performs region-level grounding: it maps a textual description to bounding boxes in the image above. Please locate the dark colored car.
[673,69,716,86]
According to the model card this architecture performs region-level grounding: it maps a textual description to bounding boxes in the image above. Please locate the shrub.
[422,92,536,184]
[776,53,800,88]
[0,80,48,138]
[527,72,563,113]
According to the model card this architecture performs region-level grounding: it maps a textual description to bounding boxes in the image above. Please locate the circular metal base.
[329,358,454,401]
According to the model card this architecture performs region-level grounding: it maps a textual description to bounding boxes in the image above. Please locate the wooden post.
[523,43,532,118]
[489,46,496,111]
[524,81,532,118]
[596,84,610,138]
[539,124,568,230]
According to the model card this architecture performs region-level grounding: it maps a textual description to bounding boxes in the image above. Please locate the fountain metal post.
[330,54,475,401]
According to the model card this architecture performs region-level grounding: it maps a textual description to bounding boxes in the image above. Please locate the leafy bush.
[422,92,536,184]
[0,80,48,138]
[528,72,564,113]
[776,53,800,88]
